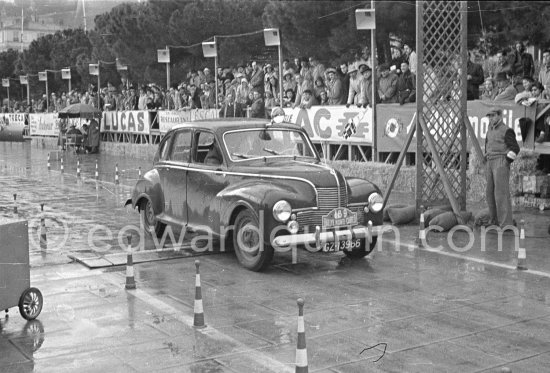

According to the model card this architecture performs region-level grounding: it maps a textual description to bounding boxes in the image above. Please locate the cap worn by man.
[486,108,502,117]
[495,72,508,82]
[326,67,337,75]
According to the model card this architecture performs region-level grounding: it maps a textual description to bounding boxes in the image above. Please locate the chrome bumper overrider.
[273,223,390,248]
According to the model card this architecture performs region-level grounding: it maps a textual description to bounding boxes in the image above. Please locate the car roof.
[169,118,301,135]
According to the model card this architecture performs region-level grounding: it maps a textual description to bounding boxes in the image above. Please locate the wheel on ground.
[18,288,43,321]
[233,209,273,271]
[344,237,377,259]
[140,199,166,238]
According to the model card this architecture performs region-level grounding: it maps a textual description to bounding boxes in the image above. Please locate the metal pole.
[45,78,48,112]
[97,60,100,109]
[68,76,71,93]
[214,36,218,108]
[371,0,378,162]
[6,87,9,111]
[166,46,170,91]
[278,43,283,107]
[26,75,29,106]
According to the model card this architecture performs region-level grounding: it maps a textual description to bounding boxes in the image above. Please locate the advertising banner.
[61,68,71,80]
[29,113,59,136]
[283,106,373,144]
[158,109,219,133]
[101,111,151,134]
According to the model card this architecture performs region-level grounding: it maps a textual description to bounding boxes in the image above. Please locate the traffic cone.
[295,298,308,373]
[115,163,120,184]
[417,205,425,247]
[125,235,136,290]
[138,166,142,179]
[13,193,17,213]
[193,260,206,328]
[39,203,47,251]
[517,219,527,271]
[47,152,51,171]
[76,158,81,177]
[60,157,64,173]
[95,160,99,179]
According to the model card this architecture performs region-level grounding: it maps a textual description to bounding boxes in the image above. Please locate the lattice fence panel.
[416,0,467,210]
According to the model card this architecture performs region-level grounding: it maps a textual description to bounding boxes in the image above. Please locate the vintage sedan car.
[126,118,386,271]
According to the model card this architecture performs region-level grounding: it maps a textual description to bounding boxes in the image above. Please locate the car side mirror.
[258,130,271,141]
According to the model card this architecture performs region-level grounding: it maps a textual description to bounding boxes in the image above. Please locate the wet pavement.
[1,141,550,372]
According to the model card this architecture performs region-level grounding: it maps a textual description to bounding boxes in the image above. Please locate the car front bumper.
[272,223,391,249]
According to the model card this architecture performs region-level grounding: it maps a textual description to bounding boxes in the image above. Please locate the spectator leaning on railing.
[326,67,344,105]
[378,63,398,104]
[493,72,517,101]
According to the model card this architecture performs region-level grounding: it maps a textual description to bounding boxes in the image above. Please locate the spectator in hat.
[337,63,350,104]
[359,64,378,107]
[493,72,517,101]
[203,67,215,84]
[346,64,362,107]
[484,107,520,228]
[250,61,265,96]
[313,76,326,102]
[514,77,535,104]
[264,90,278,118]
[125,85,139,110]
[481,78,497,101]
[282,59,295,78]
[309,56,326,83]
[283,89,296,108]
[283,71,297,94]
[378,63,398,104]
[293,73,314,108]
[299,89,318,109]
[200,83,216,109]
[236,78,250,106]
[264,64,275,93]
[326,67,344,105]
[250,90,265,118]
[396,61,416,105]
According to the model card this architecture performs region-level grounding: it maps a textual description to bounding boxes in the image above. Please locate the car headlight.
[273,200,292,222]
[287,220,299,234]
[368,193,384,213]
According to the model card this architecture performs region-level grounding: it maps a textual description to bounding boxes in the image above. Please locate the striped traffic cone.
[138,166,142,179]
[193,260,206,328]
[115,163,120,184]
[95,160,99,179]
[60,157,64,173]
[295,298,308,373]
[47,152,51,171]
[13,193,17,213]
[125,235,136,290]
[76,158,81,177]
[417,205,426,247]
[39,203,47,251]
[517,219,527,271]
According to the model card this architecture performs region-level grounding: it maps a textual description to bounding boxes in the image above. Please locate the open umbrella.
[58,103,101,119]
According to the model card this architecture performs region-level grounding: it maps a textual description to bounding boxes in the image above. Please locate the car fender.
[129,169,164,214]
[346,177,383,225]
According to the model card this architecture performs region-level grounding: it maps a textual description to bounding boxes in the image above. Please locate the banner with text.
[158,109,219,133]
[283,106,373,144]
[101,111,151,134]
[29,113,59,136]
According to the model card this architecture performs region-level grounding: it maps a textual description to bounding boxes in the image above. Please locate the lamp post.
[62,68,71,93]
[38,71,48,111]
[89,62,100,108]
[356,5,377,161]
[2,79,9,110]
[202,41,218,107]
[19,75,29,106]
[263,28,283,107]
[157,48,170,90]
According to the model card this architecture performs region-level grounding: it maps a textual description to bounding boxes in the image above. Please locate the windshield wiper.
[262,147,281,155]
[231,152,250,159]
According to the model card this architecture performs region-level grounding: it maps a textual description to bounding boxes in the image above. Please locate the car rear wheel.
[141,199,166,238]
[344,237,377,259]
[233,209,273,271]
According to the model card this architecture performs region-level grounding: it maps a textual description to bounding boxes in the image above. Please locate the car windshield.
[224,128,317,161]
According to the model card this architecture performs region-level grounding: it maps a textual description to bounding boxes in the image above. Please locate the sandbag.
[383,204,408,221]
[429,211,472,232]
[474,208,492,226]
[423,208,446,224]
[387,205,416,225]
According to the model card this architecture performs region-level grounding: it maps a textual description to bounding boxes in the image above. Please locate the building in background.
[0,8,62,52]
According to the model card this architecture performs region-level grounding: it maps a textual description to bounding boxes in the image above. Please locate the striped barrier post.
[125,234,136,289]
[295,298,308,373]
[40,203,47,250]
[517,219,527,271]
[193,260,206,328]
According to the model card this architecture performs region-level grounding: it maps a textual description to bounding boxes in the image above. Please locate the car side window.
[169,130,192,163]
[193,131,221,165]
[155,133,172,163]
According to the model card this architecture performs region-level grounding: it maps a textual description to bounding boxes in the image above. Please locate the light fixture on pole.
[202,41,218,107]
[2,79,9,110]
[62,68,71,93]
[157,48,170,90]
[355,6,377,161]
[263,28,284,108]
[38,71,48,111]
[19,75,29,105]
[89,62,100,108]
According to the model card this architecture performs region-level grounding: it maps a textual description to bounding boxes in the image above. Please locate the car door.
[160,129,192,226]
[186,130,228,231]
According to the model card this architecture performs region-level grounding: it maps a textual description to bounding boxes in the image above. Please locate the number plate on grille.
[322,207,357,229]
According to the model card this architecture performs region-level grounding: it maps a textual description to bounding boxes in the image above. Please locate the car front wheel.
[344,237,377,259]
[140,199,166,238]
[233,209,273,271]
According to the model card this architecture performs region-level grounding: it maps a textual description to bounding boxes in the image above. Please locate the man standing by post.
[485,108,520,228]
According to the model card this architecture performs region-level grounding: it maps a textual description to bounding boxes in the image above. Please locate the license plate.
[323,239,362,252]
[322,207,358,229]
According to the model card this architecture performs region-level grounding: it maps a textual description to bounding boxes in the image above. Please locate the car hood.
[230,159,343,188]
